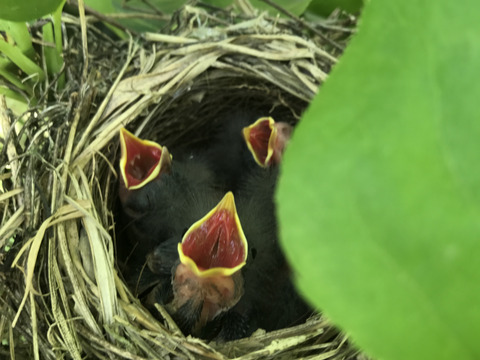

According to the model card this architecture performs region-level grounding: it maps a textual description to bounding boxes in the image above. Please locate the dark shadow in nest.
[146,75,308,150]
[110,72,317,342]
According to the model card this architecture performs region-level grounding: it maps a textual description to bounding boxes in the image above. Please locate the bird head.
[242,117,292,167]
[119,127,172,191]
[172,191,248,333]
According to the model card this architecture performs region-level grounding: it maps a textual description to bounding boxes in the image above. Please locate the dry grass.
[0,2,361,359]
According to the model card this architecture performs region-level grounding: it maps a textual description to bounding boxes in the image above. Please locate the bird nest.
[0,2,362,359]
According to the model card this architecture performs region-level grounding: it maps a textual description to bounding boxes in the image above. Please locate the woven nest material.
[0,2,363,359]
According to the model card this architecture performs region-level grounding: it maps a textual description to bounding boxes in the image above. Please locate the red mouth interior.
[182,209,246,270]
[124,136,162,187]
[246,119,272,165]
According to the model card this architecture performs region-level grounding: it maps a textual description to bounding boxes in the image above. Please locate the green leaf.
[84,0,188,33]
[3,95,29,116]
[113,0,187,32]
[203,0,312,16]
[277,1,480,360]
[51,4,65,89]
[0,38,44,81]
[83,0,311,32]
[120,0,187,14]
[307,0,363,16]
[0,58,29,92]
[43,5,65,89]
[0,21,34,56]
[202,0,233,8]
[0,86,26,103]
[0,0,64,21]
[252,0,312,16]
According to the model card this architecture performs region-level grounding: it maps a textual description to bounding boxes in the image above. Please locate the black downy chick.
[116,128,217,296]
[201,111,290,192]
[200,117,307,340]
[143,116,306,340]
[142,184,230,308]
[242,116,292,169]
[201,167,312,341]
[118,114,307,339]
[145,191,249,336]
[207,111,293,193]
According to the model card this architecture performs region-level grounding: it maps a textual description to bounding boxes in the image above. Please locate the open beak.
[242,117,292,167]
[178,191,248,278]
[119,128,172,190]
[172,192,247,334]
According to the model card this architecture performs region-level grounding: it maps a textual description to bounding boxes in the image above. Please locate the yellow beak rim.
[242,116,276,168]
[178,192,248,278]
[119,128,171,190]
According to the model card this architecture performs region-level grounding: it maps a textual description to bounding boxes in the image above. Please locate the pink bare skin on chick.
[172,192,248,334]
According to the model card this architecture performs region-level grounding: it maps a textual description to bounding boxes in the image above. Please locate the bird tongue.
[242,116,291,167]
[119,128,171,189]
[179,192,248,277]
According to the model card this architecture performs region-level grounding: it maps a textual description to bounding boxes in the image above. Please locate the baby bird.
[203,167,312,340]
[116,128,217,295]
[116,116,309,340]
[242,116,293,168]
[169,192,248,335]
[203,111,293,193]
[145,168,311,340]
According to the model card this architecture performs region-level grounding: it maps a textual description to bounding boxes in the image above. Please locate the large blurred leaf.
[0,0,64,21]
[277,1,480,360]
